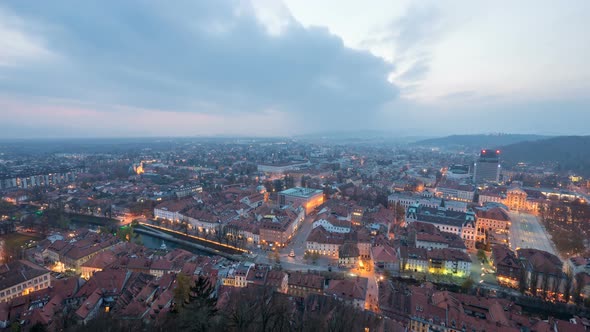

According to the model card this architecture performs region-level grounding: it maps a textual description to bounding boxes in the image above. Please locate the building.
[278,187,324,214]
[400,244,472,278]
[325,277,368,309]
[222,263,251,288]
[312,217,351,233]
[371,244,399,275]
[428,248,472,277]
[446,164,472,180]
[338,242,360,269]
[153,199,193,222]
[412,225,467,252]
[473,149,501,184]
[388,192,468,212]
[1,191,29,204]
[287,272,325,299]
[182,208,219,234]
[505,187,528,211]
[306,225,345,256]
[474,206,511,242]
[406,203,479,250]
[491,245,521,288]
[517,248,567,297]
[0,260,51,303]
[435,180,475,203]
[257,161,310,174]
[174,185,203,198]
[478,187,505,205]
[259,208,304,246]
[400,247,429,274]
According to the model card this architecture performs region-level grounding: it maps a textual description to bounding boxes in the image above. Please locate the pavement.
[508,211,557,255]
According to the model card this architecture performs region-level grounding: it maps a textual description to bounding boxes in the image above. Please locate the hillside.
[500,136,590,176]
[414,134,547,149]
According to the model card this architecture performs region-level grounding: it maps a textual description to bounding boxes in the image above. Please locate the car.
[288,249,296,258]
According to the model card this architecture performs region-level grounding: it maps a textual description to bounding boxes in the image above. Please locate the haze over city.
[1,0,589,138]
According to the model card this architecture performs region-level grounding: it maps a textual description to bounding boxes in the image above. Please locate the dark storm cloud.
[0,0,398,128]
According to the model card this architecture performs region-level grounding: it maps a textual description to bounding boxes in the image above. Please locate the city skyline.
[1,0,589,138]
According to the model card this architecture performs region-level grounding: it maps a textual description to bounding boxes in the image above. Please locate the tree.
[477,249,486,262]
[180,220,189,234]
[29,323,47,332]
[530,272,539,296]
[303,251,311,263]
[382,269,392,281]
[561,273,573,303]
[284,175,294,189]
[461,277,474,293]
[394,203,405,224]
[311,251,320,265]
[171,276,219,331]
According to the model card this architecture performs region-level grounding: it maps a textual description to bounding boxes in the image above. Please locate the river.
[138,232,211,256]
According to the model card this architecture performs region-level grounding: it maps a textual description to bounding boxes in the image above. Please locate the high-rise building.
[473,149,501,184]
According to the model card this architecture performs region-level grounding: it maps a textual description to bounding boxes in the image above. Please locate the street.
[255,213,381,312]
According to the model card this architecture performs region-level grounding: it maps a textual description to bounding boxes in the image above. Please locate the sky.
[0,0,589,138]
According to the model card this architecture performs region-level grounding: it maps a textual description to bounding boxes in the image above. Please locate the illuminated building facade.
[0,260,51,303]
[505,187,528,211]
[278,187,324,215]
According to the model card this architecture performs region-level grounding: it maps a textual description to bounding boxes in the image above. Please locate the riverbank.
[133,224,247,261]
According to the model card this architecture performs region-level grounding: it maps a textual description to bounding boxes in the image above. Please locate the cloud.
[0,9,55,66]
[0,0,398,135]
[362,5,444,95]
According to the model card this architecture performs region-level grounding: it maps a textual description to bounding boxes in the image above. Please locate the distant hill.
[414,134,548,148]
[500,136,590,176]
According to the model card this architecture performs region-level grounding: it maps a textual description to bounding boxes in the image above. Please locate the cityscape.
[1,1,590,332]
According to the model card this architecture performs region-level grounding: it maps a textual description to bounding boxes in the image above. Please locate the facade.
[491,245,521,288]
[406,204,478,250]
[0,168,84,190]
[306,226,344,256]
[473,149,501,184]
[400,247,429,273]
[388,193,468,212]
[287,272,325,299]
[436,181,475,203]
[222,264,251,288]
[278,187,324,214]
[371,244,399,275]
[0,260,51,303]
[312,217,351,233]
[338,242,360,268]
[400,246,471,277]
[174,185,203,198]
[325,277,368,309]
[182,207,219,233]
[259,209,303,246]
[154,200,193,222]
[474,206,511,242]
[505,187,528,211]
[517,248,567,297]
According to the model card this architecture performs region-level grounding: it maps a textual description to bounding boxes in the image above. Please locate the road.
[469,252,497,286]
[258,213,381,312]
[283,214,316,258]
[509,212,557,255]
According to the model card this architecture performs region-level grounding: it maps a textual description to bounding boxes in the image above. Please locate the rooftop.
[279,187,323,198]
